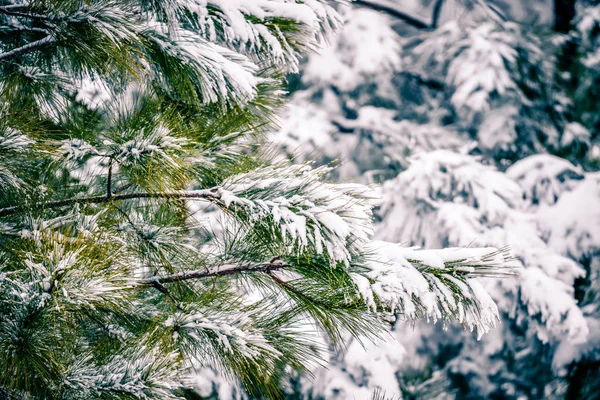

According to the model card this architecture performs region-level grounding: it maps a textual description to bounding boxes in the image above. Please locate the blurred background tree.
[274,0,600,398]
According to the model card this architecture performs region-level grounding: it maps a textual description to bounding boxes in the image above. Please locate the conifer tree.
[0,1,515,398]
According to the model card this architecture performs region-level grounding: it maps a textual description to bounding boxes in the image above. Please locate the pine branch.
[0,7,54,21]
[0,25,49,34]
[355,0,446,30]
[137,260,289,286]
[355,0,429,29]
[0,189,221,217]
[0,35,54,63]
[0,5,29,11]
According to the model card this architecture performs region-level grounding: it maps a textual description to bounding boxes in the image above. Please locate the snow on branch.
[0,163,377,270]
[506,154,584,206]
[352,241,518,338]
[63,348,181,399]
[409,20,546,112]
[165,309,280,363]
[13,240,132,313]
[215,163,380,266]
[377,150,523,243]
[137,260,289,286]
[0,161,379,268]
[0,128,34,190]
[376,150,592,345]
[0,35,54,63]
[0,128,33,152]
[0,0,344,112]
[519,267,589,345]
[174,0,343,72]
[142,25,259,104]
[538,172,600,260]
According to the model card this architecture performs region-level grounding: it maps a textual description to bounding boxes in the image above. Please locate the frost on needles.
[0,1,515,398]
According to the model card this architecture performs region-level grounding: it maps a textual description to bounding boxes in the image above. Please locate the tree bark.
[554,0,578,92]
[554,0,576,33]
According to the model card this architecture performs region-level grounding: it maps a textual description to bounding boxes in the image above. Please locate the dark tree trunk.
[554,0,577,70]
[554,0,578,95]
[554,0,576,33]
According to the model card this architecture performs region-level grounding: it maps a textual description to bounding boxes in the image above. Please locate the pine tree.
[0,1,516,398]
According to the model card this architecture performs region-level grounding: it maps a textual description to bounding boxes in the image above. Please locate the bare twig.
[148,280,183,309]
[355,0,448,30]
[355,0,429,29]
[106,159,113,200]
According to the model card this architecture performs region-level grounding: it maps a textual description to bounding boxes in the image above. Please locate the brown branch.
[354,0,429,29]
[355,0,448,30]
[0,189,220,218]
[137,261,289,286]
[148,280,183,309]
[106,159,113,200]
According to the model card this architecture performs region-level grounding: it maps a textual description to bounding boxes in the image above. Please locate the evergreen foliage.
[0,1,515,398]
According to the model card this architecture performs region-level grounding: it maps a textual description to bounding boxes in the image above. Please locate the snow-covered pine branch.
[169,0,342,72]
[352,242,517,338]
[0,0,345,117]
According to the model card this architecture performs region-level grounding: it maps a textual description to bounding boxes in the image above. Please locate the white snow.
[538,172,600,259]
[507,154,584,206]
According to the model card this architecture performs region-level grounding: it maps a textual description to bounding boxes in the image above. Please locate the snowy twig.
[0,6,54,21]
[0,5,29,11]
[0,25,49,34]
[0,36,54,63]
[136,260,289,286]
[0,189,221,217]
